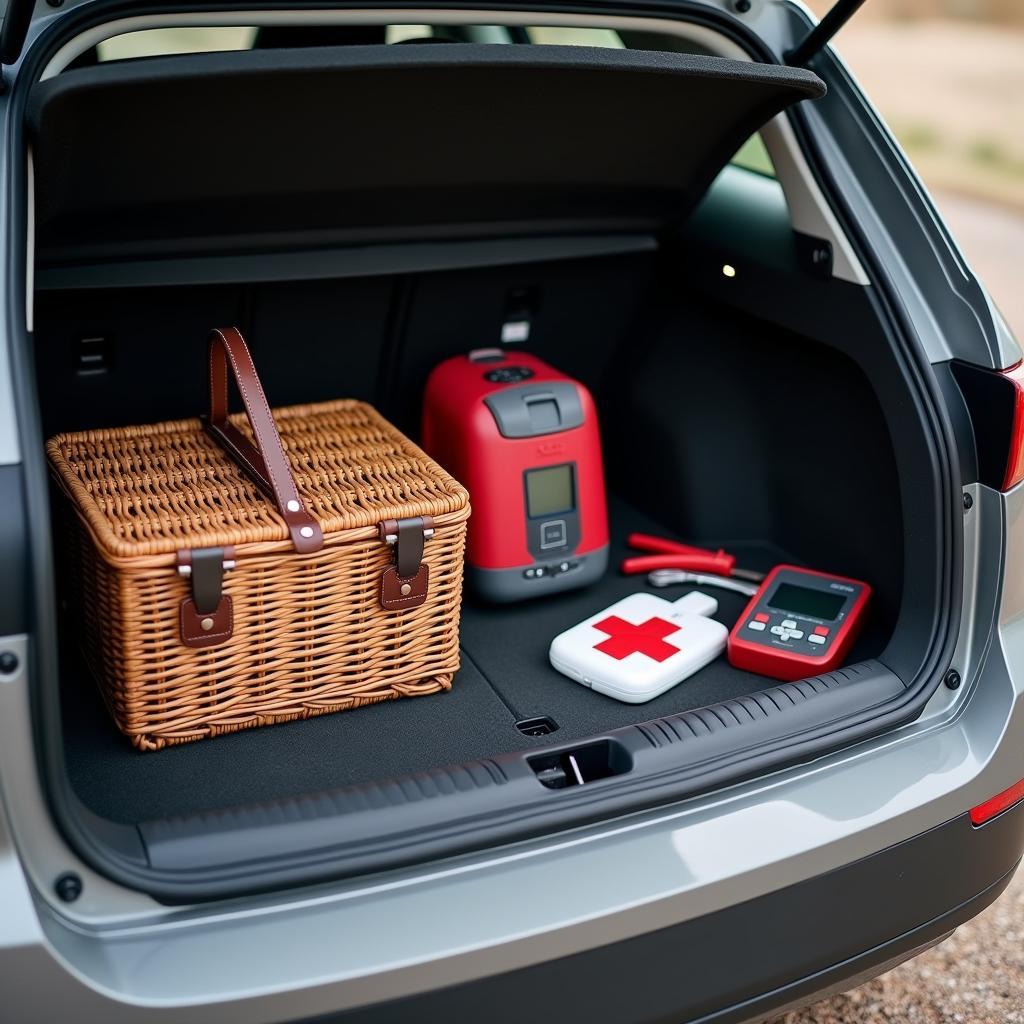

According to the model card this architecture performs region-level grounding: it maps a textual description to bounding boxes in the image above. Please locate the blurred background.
[804,0,1024,337]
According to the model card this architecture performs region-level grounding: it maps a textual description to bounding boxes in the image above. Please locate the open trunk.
[44,262,904,817]
[20,36,953,898]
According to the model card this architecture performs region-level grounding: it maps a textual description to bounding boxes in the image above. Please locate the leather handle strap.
[204,327,324,554]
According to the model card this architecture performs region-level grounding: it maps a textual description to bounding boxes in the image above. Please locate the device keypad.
[748,612,832,649]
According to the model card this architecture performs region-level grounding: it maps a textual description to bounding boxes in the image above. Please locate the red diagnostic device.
[422,349,608,602]
[727,565,871,682]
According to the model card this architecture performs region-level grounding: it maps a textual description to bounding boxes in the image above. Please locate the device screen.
[767,582,845,621]
[525,464,575,518]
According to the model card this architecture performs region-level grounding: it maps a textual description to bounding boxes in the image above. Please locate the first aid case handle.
[203,327,324,554]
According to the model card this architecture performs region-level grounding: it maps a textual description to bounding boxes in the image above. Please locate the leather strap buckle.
[377,516,434,610]
[176,547,235,647]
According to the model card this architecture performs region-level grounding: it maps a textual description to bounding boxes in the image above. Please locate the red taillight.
[969,778,1024,826]
[1000,362,1024,491]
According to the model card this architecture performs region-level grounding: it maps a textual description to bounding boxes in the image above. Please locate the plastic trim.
[34,233,659,291]
[132,660,902,898]
[294,804,1024,1023]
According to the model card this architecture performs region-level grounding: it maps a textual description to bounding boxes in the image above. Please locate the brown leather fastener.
[177,547,236,647]
[180,595,234,649]
[381,564,430,610]
[204,327,324,554]
[377,516,434,610]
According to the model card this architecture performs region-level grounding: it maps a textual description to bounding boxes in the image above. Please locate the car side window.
[92,24,441,61]
[730,134,777,178]
[96,27,257,61]
[525,26,625,48]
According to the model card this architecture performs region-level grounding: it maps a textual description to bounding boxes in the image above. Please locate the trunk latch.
[176,546,235,648]
[378,516,434,610]
[529,739,633,789]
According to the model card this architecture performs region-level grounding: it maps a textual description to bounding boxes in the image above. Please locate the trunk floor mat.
[60,497,881,823]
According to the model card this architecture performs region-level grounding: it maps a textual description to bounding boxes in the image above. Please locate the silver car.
[1,1,1023,1021]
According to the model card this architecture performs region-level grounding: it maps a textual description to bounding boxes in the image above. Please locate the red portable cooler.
[422,349,608,602]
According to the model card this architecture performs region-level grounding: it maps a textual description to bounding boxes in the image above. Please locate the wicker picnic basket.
[47,326,470,750]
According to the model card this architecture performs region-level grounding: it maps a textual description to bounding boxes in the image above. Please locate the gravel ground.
[772,864,1024,1023]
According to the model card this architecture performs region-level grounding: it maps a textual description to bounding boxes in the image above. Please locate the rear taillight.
[951,360,1024,493]
[969,778,1024,826]
[1000,363,1024,491]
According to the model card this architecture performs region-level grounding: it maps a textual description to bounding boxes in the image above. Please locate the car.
[1,0,1023,1021]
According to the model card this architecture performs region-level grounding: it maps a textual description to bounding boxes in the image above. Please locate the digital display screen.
[525,464,575,518]
[767,582,846,621]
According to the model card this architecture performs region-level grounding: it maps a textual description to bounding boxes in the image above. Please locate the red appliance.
[422,349,609,602]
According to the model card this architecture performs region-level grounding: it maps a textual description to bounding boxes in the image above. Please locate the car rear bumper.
[325,802,1024,1024]
[4,798,1021,1024]
[4,612,1024,1024]
[3,486,1024,1023]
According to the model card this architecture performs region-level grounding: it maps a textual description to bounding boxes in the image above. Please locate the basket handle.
[204,327,324,554]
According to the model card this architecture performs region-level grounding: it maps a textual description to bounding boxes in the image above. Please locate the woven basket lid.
[47,399,469,559]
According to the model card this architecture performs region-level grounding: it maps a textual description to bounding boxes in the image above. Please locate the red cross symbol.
[592,615,680,662]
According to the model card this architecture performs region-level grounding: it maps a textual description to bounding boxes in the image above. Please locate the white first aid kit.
[549,591,728,703]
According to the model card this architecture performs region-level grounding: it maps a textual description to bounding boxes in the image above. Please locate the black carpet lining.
[60,497,885,823]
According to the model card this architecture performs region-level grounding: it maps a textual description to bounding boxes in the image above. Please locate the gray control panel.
[484,382,584,439]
